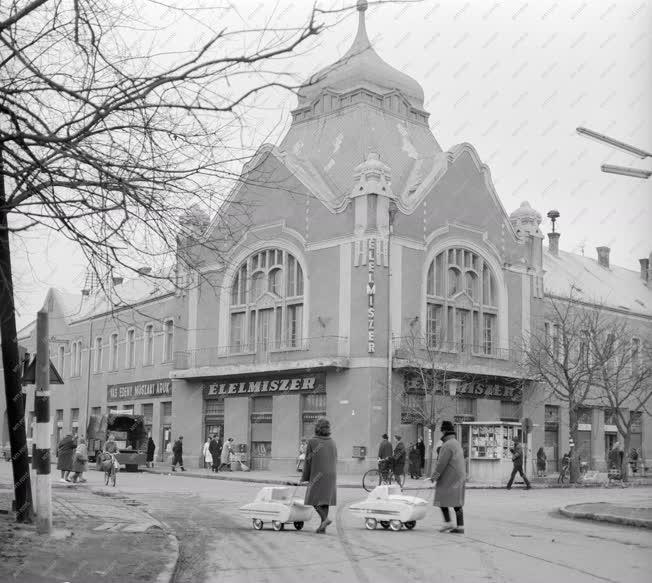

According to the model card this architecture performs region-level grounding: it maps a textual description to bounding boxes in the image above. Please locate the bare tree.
[523,292,597,483]
[395,332,466,474]
[0,0,351,522]
[586,310,652,481]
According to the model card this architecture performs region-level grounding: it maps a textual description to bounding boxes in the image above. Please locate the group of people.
[201,435,236,472]
[56,433,88,483]
[376,433,425,480]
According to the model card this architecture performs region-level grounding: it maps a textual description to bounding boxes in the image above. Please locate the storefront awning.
[170,356,350,380]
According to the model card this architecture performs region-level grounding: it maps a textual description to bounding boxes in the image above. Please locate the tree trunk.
[569,406,580,484]
[622,433,631,482]
[425,427,436,475]
[0,151,34,522]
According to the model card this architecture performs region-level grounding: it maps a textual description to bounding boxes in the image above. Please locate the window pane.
[427,262,434,295]
[435,253,443,295]
[426,303,441,347]
[258,309,273,350]
[230,313,244,350]
[286,305,302,347]
[500,401,520,420]
[296,262,304,296]
[448,268,459,296]
[286,256,296,296]
[483,314,495,354]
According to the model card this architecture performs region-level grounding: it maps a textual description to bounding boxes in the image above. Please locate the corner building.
[172,3,545,476]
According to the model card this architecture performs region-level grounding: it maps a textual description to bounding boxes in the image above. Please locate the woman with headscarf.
[57,433,76,483]
[430,420,466,534]
[301,417,337,534]
[536,447,547,477]
[146,436,156,468]
[70,437,88,483]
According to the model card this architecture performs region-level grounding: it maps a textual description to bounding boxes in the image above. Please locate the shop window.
[205,399,224,416]
[162,401,172,418]
[500,401,520,421]
[426,247,499,353]
[302,393,326,438]
[251,397,273,462]
[126,329,136,368]
[229,248,305,353]
[94,336,103,373]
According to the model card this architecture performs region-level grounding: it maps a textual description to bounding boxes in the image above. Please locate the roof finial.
[357,0,368,11]
[352,0,370,51]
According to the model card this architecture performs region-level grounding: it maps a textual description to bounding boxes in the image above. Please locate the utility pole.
[34,310,52,534]
[0,149,33,523]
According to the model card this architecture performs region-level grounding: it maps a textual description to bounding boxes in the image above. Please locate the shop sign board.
[404,374,522,402]
[107,379,172,402]
[367,239,376,353]
[202,372,326,398]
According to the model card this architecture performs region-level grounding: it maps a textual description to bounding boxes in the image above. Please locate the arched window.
[426,247,498,354]
[230,248,305,353]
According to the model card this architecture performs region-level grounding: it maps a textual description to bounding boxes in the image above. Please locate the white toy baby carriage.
[348,485,429,531]
[239,486,313,531]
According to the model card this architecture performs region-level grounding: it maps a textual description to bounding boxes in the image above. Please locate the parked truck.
[86,412,147,471]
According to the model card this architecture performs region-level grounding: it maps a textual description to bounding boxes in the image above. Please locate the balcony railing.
[174,335,348,370]
[392,337,521,363]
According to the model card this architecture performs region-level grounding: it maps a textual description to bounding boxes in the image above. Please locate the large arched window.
[229,248,304,352]
[426,247,498,354]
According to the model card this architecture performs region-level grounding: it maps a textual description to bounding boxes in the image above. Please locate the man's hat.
[382,433,388,439]
[440,420,455,433]
[394,435,402,440]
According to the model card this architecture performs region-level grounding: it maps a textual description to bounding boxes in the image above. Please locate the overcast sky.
[12,0,651,329]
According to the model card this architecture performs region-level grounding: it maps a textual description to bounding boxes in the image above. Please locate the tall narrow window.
[631,337,640,375]
[163,319,174,362]
[110,333,119,371]
[126,329,136,368]
[94,337,103,373]
[144,324,154,365]
[483,314,495,355]
[58,345,65,378]
[229,249,305,353]
[426,304,441,347]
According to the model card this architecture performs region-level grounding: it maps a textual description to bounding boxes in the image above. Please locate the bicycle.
[362,459,405,492]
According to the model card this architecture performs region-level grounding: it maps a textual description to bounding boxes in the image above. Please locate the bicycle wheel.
[362,469,380,492]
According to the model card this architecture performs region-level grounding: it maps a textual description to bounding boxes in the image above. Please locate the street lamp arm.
[600,164,652,180]
[576,127,652,159]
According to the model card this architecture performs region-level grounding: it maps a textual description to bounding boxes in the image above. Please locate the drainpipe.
[386,203,398,436]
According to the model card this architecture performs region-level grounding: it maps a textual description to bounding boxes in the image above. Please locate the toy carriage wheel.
[380,521,390,530]
[293,521,304,530]
[272,521,285,531]
[389,520,403,531]
[252,519,264,530]
[364,518,377,530]
[404,521,416,530]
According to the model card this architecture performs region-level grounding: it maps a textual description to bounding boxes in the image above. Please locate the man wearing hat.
[429,420,466,533]
[377,433,393,480]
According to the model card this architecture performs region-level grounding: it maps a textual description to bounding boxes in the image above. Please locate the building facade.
[2,2,650,480]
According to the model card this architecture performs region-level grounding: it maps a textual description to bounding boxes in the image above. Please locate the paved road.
[3,465,651,583]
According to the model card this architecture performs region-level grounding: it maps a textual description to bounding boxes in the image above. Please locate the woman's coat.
[301,436,337,506]
[71,443,88,473]
[431,434,466,508]
[56,435,75,471]
[202,441,212,463]
[146,438,156,462]
[220,442,231,464]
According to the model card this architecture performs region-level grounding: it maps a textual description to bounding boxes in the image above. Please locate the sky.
[11,0,651,330]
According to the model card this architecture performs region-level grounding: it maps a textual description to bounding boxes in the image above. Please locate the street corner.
[559,502,652,529]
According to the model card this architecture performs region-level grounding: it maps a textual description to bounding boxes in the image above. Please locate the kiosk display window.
[470,423,521,460]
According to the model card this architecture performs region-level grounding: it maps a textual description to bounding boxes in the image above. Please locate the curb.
[559,505,652,529]
[156,520,180,583]
[142,469,642,490]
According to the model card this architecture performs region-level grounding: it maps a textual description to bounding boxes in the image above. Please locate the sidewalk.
[560,502,652,529]
[143,465,652,489]
[0,478,178,583]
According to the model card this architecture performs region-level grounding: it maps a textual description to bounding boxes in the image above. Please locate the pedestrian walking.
[146,436,156,468]
[536,447,547,477]
[70,437,88,483]
[57,433,76,482]
[558,452,570,483]
[202,437,212,470]
[416,436,426,476]
[408,443,421,479]
[171,436,186,471]
[377,433,393,478]
[429,420,466,534]
[209,434,220,472]
[506,440,531,490]
[220,437,234,471]
[296,439,307,473]
[301,417,337,534]
[392,435,406,482]
[629,448,639,475]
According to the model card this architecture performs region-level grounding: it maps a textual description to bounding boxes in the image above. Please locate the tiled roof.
[543,247,651,316]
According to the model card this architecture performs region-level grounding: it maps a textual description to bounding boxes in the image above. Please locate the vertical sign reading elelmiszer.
[367,238,376,353]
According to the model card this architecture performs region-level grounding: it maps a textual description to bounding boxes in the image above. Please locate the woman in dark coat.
[430,420,466,534]
[209,435,221,472]
[408,444,421,479]
[416,437,426,476]
[536,447,547,477]
[301,417,337,534]
[57,434,75,482]
[146,437,156,468]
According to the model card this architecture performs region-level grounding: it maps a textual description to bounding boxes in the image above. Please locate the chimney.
[639,258,649,281]
[596,246,610,269]
[547,232,560,257]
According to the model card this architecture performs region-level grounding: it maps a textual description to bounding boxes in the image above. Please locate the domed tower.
[278,0,444,214]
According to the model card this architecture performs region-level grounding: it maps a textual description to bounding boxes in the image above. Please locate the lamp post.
[386,202,398,436]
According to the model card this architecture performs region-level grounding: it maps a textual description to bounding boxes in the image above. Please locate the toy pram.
[348,485,429,531]
[239,486,313,531]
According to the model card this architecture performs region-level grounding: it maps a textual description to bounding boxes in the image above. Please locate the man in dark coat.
[392,435,406,481]
[171,436,186,471]
[506,441,531,489]
[377,433,393,478]
[209,434,221,472]
[430,420,466,533]
[301,417,337,534]
[416,437,426,476]
[57,434,75,482]
[146,436,156,468]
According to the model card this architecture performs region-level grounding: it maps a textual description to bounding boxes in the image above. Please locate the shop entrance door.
[605,432,618,468]
[577,430,591,470]
[544,428,558,472]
